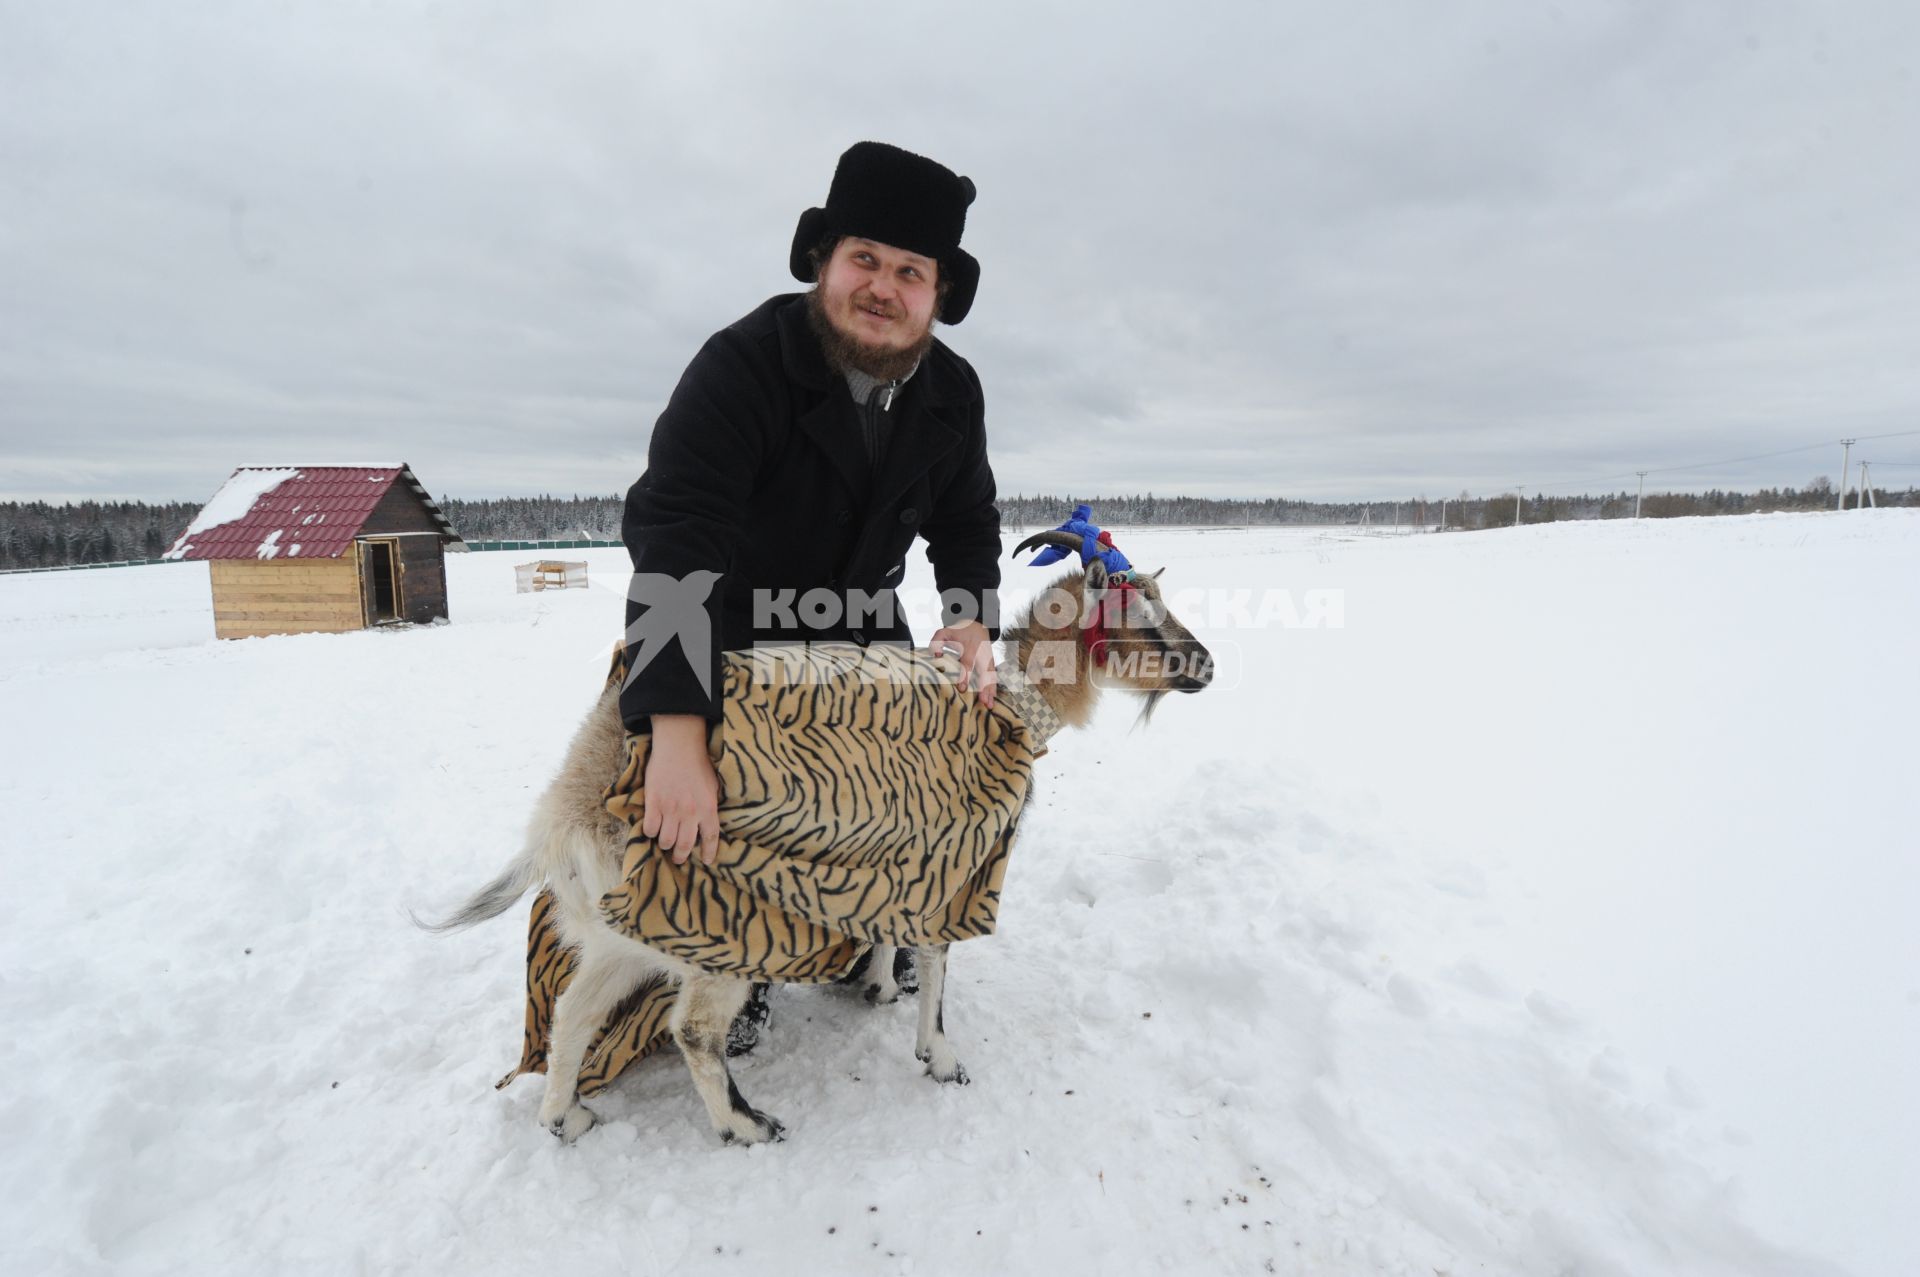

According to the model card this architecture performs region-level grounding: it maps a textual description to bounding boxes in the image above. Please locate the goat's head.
[1007,531,1213,727]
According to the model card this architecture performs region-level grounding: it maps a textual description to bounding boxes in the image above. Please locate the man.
[620,142,1003,1045]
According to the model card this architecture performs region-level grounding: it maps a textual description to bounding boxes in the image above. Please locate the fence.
[0,557,183,576]
[0,538,627,575]
[461,538,622,552]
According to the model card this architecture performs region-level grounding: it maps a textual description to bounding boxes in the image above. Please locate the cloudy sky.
[4,1,1916,505]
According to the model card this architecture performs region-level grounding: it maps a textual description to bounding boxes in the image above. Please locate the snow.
[2,511,1914,1275]
[160,468,302,559]
[254,529,285,560]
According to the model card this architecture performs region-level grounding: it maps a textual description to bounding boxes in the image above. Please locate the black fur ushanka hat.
[789,141,981,324]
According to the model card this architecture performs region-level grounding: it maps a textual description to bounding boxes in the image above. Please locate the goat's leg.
[862,943,902,1004]
[539,943,648,1142]
[858,944,920,1003]
[912,944,968,1084]
[725,981,773,1056]
[672,972,784,1145]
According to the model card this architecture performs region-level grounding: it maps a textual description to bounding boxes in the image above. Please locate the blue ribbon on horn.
[1024,504,1133,574]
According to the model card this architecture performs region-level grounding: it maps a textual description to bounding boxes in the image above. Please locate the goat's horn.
[1011,530,1085,559]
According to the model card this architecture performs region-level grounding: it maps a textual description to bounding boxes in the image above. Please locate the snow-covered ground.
[1,511,1914,1276]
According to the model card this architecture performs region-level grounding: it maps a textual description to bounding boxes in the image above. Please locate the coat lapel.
[773,292,963,513]
[870,334,966,513]
[776,296,868,498]
[870,389,959,514]
[795,391,869,499]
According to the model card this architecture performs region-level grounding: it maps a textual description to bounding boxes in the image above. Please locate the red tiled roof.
[166,465,453,561]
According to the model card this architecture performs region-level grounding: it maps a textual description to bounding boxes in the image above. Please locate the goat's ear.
[1150,566,1166,580]
[1084,560,1109,593]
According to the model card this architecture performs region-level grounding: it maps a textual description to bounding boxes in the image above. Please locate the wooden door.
[358,539,402,623]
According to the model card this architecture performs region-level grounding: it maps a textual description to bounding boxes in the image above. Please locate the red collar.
[1083,576,1138,665]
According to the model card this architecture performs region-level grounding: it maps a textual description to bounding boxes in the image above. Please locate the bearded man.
[616,142,1003,1048]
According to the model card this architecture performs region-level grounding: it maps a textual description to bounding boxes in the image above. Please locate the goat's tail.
[410,845,542,935]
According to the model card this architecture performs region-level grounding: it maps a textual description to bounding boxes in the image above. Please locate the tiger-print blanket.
[500,641,1051,1095]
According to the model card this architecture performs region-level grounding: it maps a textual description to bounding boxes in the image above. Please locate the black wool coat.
[620,293,1002,732]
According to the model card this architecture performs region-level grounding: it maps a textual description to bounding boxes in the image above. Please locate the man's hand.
[928,619,996,707]
[644,714,721,866]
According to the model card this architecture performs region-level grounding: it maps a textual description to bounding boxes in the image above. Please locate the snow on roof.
[162,468,302,560]
[163,464,457,561]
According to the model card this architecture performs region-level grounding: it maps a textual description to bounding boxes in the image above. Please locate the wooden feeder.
[515,560,589,592]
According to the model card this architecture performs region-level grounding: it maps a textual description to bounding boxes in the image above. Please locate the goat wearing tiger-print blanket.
[422,547,1212,1144]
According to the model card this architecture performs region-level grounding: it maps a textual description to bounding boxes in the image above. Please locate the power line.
[1644,439,1836,477]
[1526,470,1645,493]
[1502,428,1920,495]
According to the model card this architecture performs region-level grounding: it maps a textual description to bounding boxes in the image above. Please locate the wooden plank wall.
[360,481,446,536]
[210,558,365,640]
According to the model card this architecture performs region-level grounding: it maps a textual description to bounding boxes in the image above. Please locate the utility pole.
[1514,490,1523,527]
[1838,439,1855,509]
[1635,471,1647,519]
[1860,460,1875,508]
[1439,498,1447,531]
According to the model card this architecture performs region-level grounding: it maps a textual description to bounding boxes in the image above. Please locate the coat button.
[899,507,919,524]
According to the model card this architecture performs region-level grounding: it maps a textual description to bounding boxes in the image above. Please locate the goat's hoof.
[719,1108,785,1146]
[546,1103,598,1143]
[917,1045,969,1085]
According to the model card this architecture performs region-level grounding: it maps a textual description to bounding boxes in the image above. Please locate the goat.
[420,538,1212,1144]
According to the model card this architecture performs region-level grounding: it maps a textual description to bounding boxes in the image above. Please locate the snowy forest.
[2,482,1910,570]
[0,500,202,570]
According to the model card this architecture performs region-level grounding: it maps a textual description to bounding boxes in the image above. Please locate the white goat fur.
[427,559,1209,1145]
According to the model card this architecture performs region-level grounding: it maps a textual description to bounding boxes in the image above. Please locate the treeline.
[6,481,1913,569]
[0,493,626,569]
[0,501,200,570]
[1441,479,1915,531]
[1002,494,1352,527]
[436,494,623,542]
[1011,483,1915,529]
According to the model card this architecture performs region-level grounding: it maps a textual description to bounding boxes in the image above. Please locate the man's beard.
[806,285,937,382]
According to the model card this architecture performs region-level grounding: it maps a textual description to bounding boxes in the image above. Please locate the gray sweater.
[843,364,917,466]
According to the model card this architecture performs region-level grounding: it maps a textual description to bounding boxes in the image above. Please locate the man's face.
[811,237,940,378]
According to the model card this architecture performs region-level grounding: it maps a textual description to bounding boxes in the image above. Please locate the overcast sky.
[4,1,1916,505]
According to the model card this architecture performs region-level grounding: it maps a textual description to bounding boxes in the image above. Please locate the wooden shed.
[165,464,463,640]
